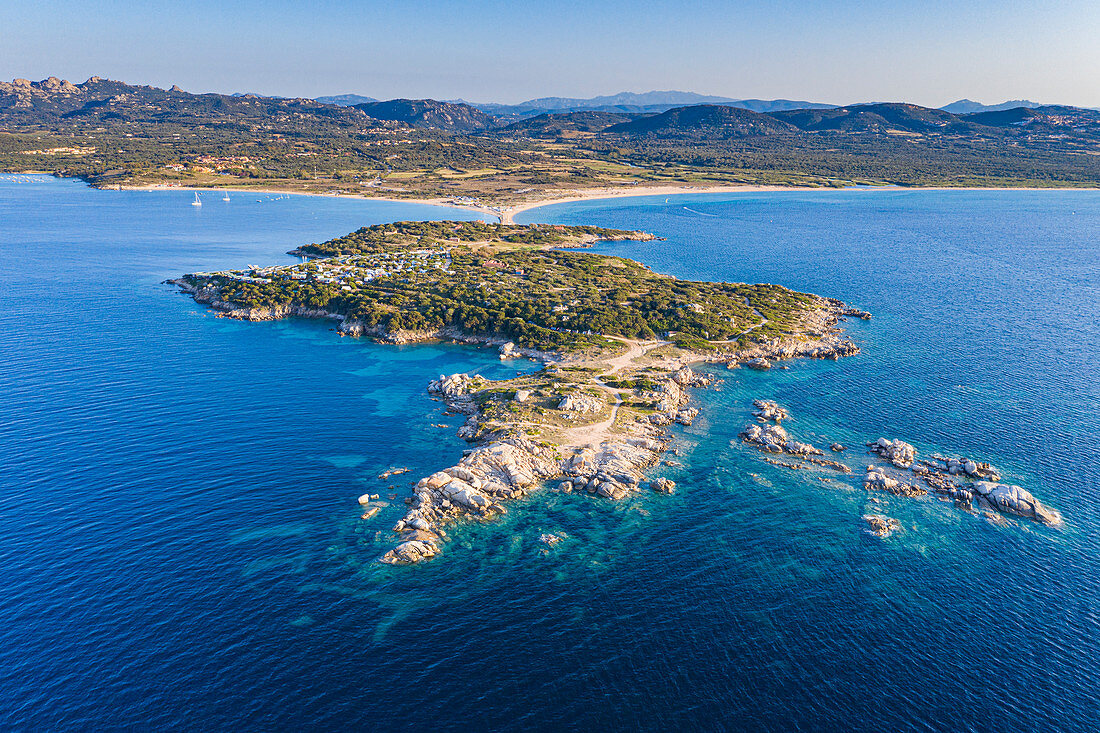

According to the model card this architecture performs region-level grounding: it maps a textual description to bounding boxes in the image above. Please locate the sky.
[2,0,1099,107]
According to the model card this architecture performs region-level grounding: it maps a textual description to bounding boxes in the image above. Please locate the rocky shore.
[169,277,562,359]
[380,354,706,564]
[173,263,875,565]
[374,303,866,565]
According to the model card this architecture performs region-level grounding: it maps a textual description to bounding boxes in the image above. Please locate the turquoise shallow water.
[2,178,1099,730]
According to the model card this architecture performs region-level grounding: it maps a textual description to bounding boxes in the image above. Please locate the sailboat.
[191,192,202,207]
[222,191,230,202]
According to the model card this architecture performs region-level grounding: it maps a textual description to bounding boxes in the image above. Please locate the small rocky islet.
[738,399,1062,532]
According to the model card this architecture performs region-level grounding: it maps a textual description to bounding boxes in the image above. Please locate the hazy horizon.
[0,75,1075,112]
[3,0,1099,108]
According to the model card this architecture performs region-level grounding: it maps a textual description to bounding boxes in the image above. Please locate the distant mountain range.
[316,90,838,118]
[471,91,840,119]
[940,99,1042,114]
[4,77,1100,190]
[352,99,492,131]
[314,90,1070,120]
[3,77,1097,141]
[316,93,377,106]
[479,91,836,118]
[503,101,1100,140]
[603,105,798,136]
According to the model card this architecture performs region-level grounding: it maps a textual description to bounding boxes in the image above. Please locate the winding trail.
[563,338,667,448]
[711,309,768,344]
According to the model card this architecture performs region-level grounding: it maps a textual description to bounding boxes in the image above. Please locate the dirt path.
[562,339,666,448]
[711,309,768,344]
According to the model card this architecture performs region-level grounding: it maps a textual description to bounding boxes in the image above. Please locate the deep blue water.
[2,178,1098,730]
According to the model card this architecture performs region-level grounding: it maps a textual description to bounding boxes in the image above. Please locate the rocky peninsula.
[173,221,869,564]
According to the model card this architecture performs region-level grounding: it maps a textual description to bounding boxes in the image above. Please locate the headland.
[171,219,1060,564]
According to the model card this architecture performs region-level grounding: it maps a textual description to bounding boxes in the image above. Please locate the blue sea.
[2,177,1098,730]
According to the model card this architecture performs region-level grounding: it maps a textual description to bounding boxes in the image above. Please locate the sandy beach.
[497,183,823,223]
[122,179,1100,224]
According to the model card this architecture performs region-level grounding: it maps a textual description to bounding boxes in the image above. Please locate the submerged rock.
[650,477,676,494]
[380,540,440,565]
[864,514,901,538]
[538,532,565,547]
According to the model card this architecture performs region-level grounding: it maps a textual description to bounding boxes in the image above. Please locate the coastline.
[499,182,1100,222]
[103,178,1100,224]
[122,181,504,220]
[498,183,823,223]
[168,199,1069,564]
[172,269,866,564]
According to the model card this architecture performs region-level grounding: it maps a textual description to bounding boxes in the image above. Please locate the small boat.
[191,192,202,207]
[222,192,230,202]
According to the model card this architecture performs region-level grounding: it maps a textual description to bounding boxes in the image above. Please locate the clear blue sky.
[3,0,1098,107]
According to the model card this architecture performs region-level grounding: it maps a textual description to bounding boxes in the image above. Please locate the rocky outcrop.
[864,515,901,538]
[739,404,1060,529]
[863,465,927,497]
[725,319,862,370]
[740,401,831,462]
[558,393,605,414]
[650,477,676,494]
[381,432,670,562]
[385,437,561,558]
[861,440,1062,526]
[740,422,789,452]
[429,372,482,398]
[672,366,712,388]
[752,399,789,422]
[839,307,873,320]
[380,540,441,565]
[926,454,1001,481]
[868,438,916,468]
[971,481,1062,525]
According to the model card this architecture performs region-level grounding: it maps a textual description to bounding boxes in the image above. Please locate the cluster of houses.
[213,247,455,290]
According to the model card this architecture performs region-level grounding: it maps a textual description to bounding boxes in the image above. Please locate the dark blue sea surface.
[2,178,1098,730]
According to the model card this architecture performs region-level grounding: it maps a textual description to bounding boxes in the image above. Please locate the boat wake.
[682,206,718,217]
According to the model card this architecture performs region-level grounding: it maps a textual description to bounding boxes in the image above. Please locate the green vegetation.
[182,221,818,352]
[292,220,651,257]
[3,78,1098,201]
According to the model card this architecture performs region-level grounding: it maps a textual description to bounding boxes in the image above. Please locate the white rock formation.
[869,438,916,468]
[558,393,605,414]
[752,399,789,422]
